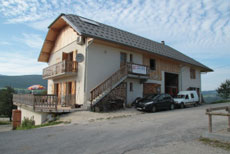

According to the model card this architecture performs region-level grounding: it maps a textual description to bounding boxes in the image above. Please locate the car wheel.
[152,106,157,113]
[194,102,197,107]
[170,104,175,110]
[180,103,185,109]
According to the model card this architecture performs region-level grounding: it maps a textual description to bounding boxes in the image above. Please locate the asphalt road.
[0,103,230,154]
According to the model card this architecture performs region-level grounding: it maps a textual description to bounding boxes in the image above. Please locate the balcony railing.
[43,60,77,79]
[13,94,76,113]
[127,63,149,76]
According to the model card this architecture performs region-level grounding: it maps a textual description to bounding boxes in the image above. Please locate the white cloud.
[28,19,53,31]
[0,52,47,75]
[14,33,43,49]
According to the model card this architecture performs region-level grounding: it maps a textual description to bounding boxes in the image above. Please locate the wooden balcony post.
[55,96,58,111]
[33,95,35,111]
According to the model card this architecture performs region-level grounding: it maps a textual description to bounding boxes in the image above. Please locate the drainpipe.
[84,38,94,107]
[180,65,185,91]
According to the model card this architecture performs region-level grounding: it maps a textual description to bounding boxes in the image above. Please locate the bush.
[21,117,35,129]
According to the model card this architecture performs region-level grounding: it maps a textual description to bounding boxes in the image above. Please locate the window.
[120,52,127,66]
[185,95,189,99]
[130,54,133,63]
[191,93,194,98]
[150,59,156,70]
[190,68,196,79]
[158,95,164,101]
[130,82,133,92]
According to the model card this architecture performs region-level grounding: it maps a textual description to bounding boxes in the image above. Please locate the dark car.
[135,94,175,112]
[132,94,156,107]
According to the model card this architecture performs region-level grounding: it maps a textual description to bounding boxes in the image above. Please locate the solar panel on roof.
[79,17,99,26]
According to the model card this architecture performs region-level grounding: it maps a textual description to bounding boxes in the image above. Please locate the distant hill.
[202,90,223,103]
[0,75,47,89]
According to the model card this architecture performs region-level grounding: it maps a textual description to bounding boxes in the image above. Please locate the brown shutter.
[62,52,68,60]
[51,83,54,94]
[73,50,77,71]
[58,83,62,97]
[63,82,66,96]
[72,81,76,95]
[73,50,77,61]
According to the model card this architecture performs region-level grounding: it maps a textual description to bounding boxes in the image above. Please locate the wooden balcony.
[43,60,77,79]
[13,94,76,113]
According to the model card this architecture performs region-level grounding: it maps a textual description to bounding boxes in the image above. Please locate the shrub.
[21,117,35,129]
[217,79,230,99]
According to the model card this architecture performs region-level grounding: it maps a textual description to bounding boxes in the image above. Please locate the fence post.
[227,107,230,132]
[208,114,212,133]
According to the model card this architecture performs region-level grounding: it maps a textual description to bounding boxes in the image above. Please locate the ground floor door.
[53,81,76,107]
[54,83,61,104]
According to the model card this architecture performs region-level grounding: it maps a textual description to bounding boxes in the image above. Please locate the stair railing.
[90,65,128,102]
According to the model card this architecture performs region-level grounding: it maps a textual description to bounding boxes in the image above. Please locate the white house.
[13,14,212,124]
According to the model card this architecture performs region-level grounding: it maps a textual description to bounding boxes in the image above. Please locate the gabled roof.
[39,13,213,72]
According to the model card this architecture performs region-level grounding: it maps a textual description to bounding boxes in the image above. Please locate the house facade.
[13,14,212,124]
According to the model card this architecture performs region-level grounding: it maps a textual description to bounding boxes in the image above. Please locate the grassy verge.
[210,100,230,104]
[16,121,65,130]
[199,137,230,151]
[0,121,11,125]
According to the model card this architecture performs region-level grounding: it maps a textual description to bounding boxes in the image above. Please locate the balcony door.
[62,52,74,61]
[65,81,76,106]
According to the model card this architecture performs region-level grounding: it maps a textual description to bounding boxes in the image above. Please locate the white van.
[174,91,199,108]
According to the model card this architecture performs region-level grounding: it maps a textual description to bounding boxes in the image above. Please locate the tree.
[0,87,16,121]
[216,80,230,99]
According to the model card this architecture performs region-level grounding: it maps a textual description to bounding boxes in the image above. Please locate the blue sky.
[0,0,229,91]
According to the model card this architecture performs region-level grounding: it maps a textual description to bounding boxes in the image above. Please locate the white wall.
[126,78,143,105]
[86,42,143,101]
[18,106,48,125]
[180,66,201,91]
[47,79,54,94]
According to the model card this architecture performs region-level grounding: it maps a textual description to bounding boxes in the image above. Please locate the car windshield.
[144,94,158,100]
[176,95,185,98]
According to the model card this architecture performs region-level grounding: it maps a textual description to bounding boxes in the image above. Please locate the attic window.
[79,17,99,26]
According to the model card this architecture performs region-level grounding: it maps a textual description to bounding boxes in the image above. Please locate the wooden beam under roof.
[38,16,68,62]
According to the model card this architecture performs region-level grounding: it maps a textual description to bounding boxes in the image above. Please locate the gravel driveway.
[0,103,230,154]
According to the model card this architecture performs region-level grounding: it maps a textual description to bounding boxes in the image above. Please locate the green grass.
[0,121,11,125]
[199,137,230,151]
[16,121,64,130]
[210,100,230,104]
